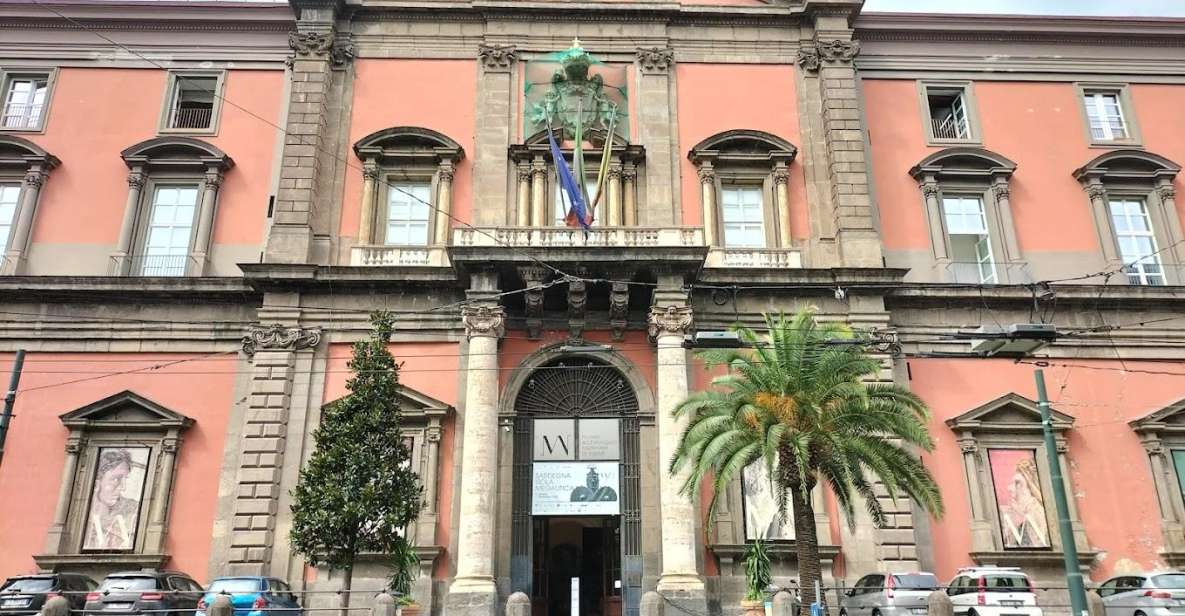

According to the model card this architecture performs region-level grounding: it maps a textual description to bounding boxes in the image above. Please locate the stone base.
[658,587,708,616]
[443,589,498,616]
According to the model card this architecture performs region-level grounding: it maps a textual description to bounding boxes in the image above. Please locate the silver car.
[1097,572,1185,616]
[841,572,940,616]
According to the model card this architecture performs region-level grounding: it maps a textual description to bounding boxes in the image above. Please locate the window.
[160,72,223,134]
[1,74,48,130]
[552,171,601,227]
[1109,198,1164,285]
[383,182,432,245]
[943,195,996,283]
[920,82,979,144]
[140,185,199,276]
[0,183,19,253]
[720,185,765,248]
[1083,91,1128,142]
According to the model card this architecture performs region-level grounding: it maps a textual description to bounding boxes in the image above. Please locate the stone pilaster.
[267,2,349,264]
[227,322,322,575]
[473,44,518,226]
[445,302,505,616]
[648,291,705,606]
[635,47,679,226]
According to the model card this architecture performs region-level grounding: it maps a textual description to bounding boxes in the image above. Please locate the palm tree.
[670,309,944,615]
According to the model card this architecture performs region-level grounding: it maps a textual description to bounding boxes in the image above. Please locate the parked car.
[841,572,941,616]
[195,577,301,616]
[1,573,98,616]
[85,571,204,616]
[945,567,1042,616]
[1097,571,1185,616]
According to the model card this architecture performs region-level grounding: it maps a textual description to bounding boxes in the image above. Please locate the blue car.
[196,577,301,616]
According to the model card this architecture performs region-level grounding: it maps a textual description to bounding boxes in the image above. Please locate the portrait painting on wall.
[988,448,1050,549]
[742,461,794,541]
[1174,450,1185,510]
[83,447,150,551]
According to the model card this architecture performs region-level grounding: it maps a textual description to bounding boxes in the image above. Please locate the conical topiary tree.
[290,311,422,615]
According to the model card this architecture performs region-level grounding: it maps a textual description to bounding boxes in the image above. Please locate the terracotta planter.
[741,599,766,616]
[399,604,423,616]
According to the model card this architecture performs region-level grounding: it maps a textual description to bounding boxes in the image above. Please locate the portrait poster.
[988,449,1050,549]
[1174,450,1185,510]
[532,462,619,516]
[742,462,794,541]
[83,447,150,551]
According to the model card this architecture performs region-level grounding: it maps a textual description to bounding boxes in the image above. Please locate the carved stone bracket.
[609,282,630,342]
[519,266,548,340]
[331,35,356,68]
[287,31,353,68]
[636,47,675,74]
[795,46,821,72]
[568,280,588,342]
[648,305,693,339]
[816,39,860,65]
[478,44,518,71]
[462,305,506,339]
[241,324,323,357]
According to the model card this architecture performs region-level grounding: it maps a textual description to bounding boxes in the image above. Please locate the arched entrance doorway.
[509,357,642,616]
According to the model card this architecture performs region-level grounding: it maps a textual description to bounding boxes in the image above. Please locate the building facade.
[1,2,1185,616]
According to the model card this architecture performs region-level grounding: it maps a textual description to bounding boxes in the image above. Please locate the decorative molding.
[203,173,223,190]
[241,324,323,356]
[161,437,180,454]
[518,266,547,340]
[568,279,588,342]
[992,184,1011,201]
[636,47,675,73]
[796,46,820,72]
[127,171,147,190]
[477,43,518,71]
[648,305,693,338]
[23,171,45,189]
[330,35,356,68]
[1085,184,1107,200]
[958,438,978,454]
[1158,184,1177,201]
[288,31,334,58]
[437,162,455,184]
[461,305,505,339]
[362,163,380,181]
[817,39,860,65]
[773,167,791,186]
[921,183,940,198]
[697,166,716,183]
[609,281,629,342]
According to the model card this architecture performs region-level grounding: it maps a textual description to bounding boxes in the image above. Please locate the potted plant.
[742,540,772,616]
[390,536,421,616]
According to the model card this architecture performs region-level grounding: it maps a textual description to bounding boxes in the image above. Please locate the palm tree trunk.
[791,485,821,616]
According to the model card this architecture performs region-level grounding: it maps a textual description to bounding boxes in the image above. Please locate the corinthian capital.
[636,47,675,73]
[462,305,506,339]
[242,324,323,356]
[478,44,518,71]
[288,31,334,57]
[648,305,693,339]
[816,39,860,65]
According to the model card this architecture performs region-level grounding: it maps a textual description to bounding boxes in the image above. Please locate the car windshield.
[982,575,1029,592]
[1153,574,1185,590]
[893,574,939,590]
[207,580,263,594]
[100,578,159,592]
[1,579,54,593]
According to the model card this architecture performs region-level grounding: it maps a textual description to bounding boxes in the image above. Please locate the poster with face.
[742,462,794,541]
[1173,450,1185,510]
[988,449,1050,549]
[83,447,149,551]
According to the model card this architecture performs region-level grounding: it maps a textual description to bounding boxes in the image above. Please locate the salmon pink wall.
[676,64,808,239]
[908,358,1179,580]
[341,60,477,240]
[26,68,281,248]
[498,330,656,393]
[0,353,235,582]
[865,79,1185,254]
[321,342,460,578]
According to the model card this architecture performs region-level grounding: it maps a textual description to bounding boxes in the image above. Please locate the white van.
[945,567,1043,616]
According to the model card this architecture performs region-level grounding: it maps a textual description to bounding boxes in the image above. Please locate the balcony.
[168,106,213,130]
[452,226,704,249]
[109,254,201,277]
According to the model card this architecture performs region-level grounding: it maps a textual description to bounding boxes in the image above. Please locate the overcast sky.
[862,0,1185,17]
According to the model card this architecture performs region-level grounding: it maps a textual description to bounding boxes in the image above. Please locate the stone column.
[113,168,146,275]
[515,163,531,226]
[1084,182,1121,266]
[773,164,792,248]
[992,180,1022,264]
[473,44,517,227]
[1155,182,1185,266]
[530,157,548,227]
[435,161,455,244]
[43,437,83,553]
[143,436,180,552]
[1056,441,1089,551]
[191,168,223,275]
[959,438,994,551]
[446,304,505,616]
[1,167,48,275]
[229,321,322,575]
[622,163,638,227]
[698,165,718,247]
[607,163,623,226]
[635,48,678,226]
[921,181,949,261]
[647,302,705,601]
[358,159,379,245]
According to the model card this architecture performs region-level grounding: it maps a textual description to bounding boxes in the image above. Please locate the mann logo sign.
[533,418,620,461]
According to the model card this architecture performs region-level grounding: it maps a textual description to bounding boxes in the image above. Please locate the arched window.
[909,147,1020,283]
[114,137,233,276]
[0,135,58,274]
[1073,149,1183,285]
[509,128,645,227]
[689,130,797,250]
[353,127,464,249]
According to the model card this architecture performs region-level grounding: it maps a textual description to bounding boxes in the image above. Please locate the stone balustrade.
[706,247,804,268]
[349,245,450,267]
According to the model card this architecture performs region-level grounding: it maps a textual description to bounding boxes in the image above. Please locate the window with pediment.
[1130,399,1185,568]
[945,393,1094,571]
[36,391,194,573]
[0,135,58,274]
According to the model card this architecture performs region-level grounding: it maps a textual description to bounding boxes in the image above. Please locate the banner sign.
[532,462,620,515]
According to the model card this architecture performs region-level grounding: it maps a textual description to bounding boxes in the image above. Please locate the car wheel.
[967,610,978,616]
[840,610,847,616]
[872,610,881,616]
[1134,611,1146,616]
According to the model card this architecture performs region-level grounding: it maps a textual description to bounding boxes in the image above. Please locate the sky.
[862,0,1185,17]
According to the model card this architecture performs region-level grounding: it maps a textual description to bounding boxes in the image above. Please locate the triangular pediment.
[1130,398,1185,434]
[946,393,1074,433]
[59,390,194,431]
[325,384,453,421]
